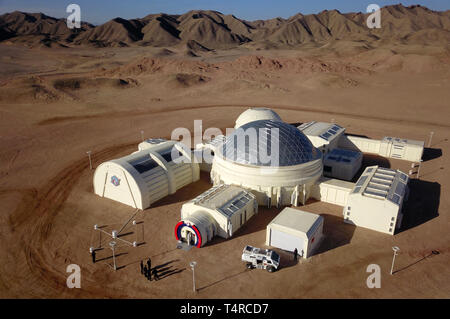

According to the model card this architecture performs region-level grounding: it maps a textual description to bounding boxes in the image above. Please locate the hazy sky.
[0,0,448,25]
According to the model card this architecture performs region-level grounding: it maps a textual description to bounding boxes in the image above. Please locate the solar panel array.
[220,120,320,167]
[218,192,253,217]
[129,155,159,174]
[319,124,343,141]
[325,148,361,163]
[354,166,408,205]
[363,168,395,199]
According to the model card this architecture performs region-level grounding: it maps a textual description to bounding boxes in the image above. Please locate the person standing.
[293,248,298,261]
[147,258,152,272]
[152,267,159,281]
[143,265,148,280]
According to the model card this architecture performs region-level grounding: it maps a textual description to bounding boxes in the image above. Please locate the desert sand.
[0,5,449,298]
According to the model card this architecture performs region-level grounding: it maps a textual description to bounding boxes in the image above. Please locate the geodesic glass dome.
[219,120,321,167]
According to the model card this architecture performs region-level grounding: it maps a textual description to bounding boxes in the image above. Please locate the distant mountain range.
[0,4,449,49]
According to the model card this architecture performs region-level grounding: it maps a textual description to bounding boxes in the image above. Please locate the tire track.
[37,103,450,129]
[6,142,136,297]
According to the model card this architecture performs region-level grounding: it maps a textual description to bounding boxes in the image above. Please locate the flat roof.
[316,176,355,191]
[268,207,322,237]
[324,148,362,163]
[298,121,345,142]
[383,136,425,146]
[192,184,253,218]
[351,166,409,205]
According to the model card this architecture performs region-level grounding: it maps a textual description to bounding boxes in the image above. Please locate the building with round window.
[211,118,323,207]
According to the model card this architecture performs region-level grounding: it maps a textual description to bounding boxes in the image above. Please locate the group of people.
[140,258,159,281]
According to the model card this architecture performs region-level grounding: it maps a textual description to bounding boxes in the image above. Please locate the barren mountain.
[0,11,92,46]
[0,5,449,49]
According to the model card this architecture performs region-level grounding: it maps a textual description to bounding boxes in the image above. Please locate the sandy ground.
[0,43,449,298]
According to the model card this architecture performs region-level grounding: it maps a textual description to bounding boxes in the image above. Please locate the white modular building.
[266,207,324,258]
[344,166,409,235]
[311,176,355,207]
[234,107,282,128]
[175,184,257,247]
[323,148,363,181]
[298,121,346,155]
[378,137,424,162]
[211,119,323,207]
[93,140,199,209]
[339,135,424,162]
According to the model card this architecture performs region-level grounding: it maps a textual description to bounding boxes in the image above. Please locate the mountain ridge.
[0,5,449,49]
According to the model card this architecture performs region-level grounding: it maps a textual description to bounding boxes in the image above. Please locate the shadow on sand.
[314,213,356,256]
[351,154,391,182]
[206,206,281,247]
[197,269,251,292]
[393,250,440,274]
[150,172,212,208]
[421,147,442,162]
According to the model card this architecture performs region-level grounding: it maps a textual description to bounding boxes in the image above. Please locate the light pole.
[390,246,400,275]
[190,261,197,292]
[417,159,423,179]
[428,131,434,147]
[110,241,117,271]
[141,130,145,142]
[86,151,92,170]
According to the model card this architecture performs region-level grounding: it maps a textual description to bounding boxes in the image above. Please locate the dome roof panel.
[220,120,321,167]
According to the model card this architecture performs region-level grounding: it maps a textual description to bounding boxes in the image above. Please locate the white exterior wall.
[344,195,400,235]
[211,155,323,207]
[306,221,324,258]
[93,161,145,209]
[340,135,424,162]
[339,135,381,154]
[266,209,324,258]
[311,177,354,207]
[379,137,424,162]
[403,143,424,162]
[323,157,362,181]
